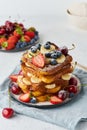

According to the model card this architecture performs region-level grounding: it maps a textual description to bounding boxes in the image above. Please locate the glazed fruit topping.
[2,108,14,119]
[32,53,45,68]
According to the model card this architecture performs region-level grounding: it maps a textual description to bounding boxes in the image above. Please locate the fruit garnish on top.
[22,41,75,70]
[0,20,39,50]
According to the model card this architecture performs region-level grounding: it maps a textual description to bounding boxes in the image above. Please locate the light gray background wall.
[0,0,87,16]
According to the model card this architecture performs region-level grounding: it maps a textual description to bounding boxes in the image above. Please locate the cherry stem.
[68,44,75,51]
[8,88,11,108]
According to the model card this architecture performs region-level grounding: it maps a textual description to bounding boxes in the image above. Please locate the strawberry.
[25,31,35,39]
[8,36,18,45]
[6,41,15,50]
[32,53,45,68]
[13,30,21,39]
[19,92,31,103]
[21,35,31,42]
[9,74,19,82]
[50,96,63,104]
[0,37,6,46]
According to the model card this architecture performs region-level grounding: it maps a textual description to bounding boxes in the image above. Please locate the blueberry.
[35,31,38,35]
[51,52,58,59]
[50,59,58,65]
[44,42,51,49]
[30,97,37,103]
[36,43,41,50]
[30,39,35,44]
[20,42,27,48]
[15,42,21,48]
[31,46,37,53]
[56,51,62,57]
[45,53,51,58]
[69,92,75,98]
[34,35,39,41]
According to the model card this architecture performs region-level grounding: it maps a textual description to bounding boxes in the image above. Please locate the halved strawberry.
[19,92,31,103]
[32,53,45,68]
[9,74,19,82]
[50,96,63,104]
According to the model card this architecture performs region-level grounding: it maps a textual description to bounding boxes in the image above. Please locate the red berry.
[61,46,68,56]
[68,85,77,93]
[58,90,68,100]
[2,108,14,119]
[24,35,31,42]
[32,53,45,68]
[25,31,35,39]
[0,28,5,35]
[19,92,31,103]
[9,74,19,82]
[13,30,21,39]
[50,96,63,104]
[0,37,7,46]
[69,77,78,86]
[10,84,21,95]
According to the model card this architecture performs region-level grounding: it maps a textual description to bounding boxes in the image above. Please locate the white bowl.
[67,2,87,30]
[67,9,87,30]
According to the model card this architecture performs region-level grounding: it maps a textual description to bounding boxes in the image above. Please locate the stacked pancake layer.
[17,42,74,102]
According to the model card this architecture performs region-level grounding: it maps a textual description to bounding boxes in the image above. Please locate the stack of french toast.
[17,42,74,102]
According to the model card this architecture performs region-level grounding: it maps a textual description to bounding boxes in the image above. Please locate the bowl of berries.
[0,21,39,52]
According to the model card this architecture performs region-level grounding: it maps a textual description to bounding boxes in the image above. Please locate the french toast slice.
[21,53,73,76]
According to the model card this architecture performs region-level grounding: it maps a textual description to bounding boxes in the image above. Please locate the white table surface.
[0,15,87,130]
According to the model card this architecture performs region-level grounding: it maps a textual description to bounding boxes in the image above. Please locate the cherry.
[2,108,14,118]
[10,84,21,95]
[0,28,5,35]
[68,85,77,93]
[69,77,78,86]
[60,46,68,56]
[58,90,68,100]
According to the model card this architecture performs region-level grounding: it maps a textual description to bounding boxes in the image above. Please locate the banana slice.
[22,78,31,85]
[31,75,41,83]
[45,84,56,89]
[62,73,71,80]
[50,45,55,51]
[17,76,28,90]
[28,50,40,57]
[57,54,66,64]
[27,72,33,77]
[25,62,31,67]
[41,45,55,54]
[45,58,51,64]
